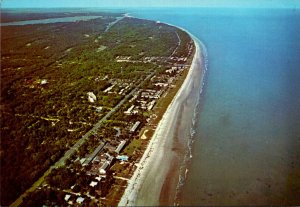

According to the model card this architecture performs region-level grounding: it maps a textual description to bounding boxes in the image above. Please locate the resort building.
[115,140,126,154]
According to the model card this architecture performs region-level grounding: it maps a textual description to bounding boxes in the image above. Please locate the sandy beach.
[118,34,206,206]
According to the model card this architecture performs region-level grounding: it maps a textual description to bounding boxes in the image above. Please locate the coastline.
[118,32,206,206]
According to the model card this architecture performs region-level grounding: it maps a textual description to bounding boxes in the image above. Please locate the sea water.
[132,8,300,205]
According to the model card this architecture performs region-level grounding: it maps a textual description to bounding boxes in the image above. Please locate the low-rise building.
[115,140,126,154]
[76,197,85,204]
[147,100,156,111]
[130,121,141,133]
[124,105,135,115]
[64,194,71,202]
[99,153,114,174]
[99,161,110,174]
[87,92,97,103]
[89,181,98,187]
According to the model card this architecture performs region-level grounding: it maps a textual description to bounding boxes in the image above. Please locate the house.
[96,106,103,112]
[76,197,85,204]
[89,181,98,187]
[40,79,48,85]
[95,176,102,181]
[80,158,86,165]
[130,121,141,133]
[115,140,126,154]
[166,67,177,74]
[87,92,97,103]
[64,194,71,202]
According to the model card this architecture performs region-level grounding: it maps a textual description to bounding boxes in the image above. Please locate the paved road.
[104,16,125,32]
[169,31,181,58]
[10,71,155,207]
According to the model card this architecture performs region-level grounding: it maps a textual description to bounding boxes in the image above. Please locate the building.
[76,197,85,204]
[82,142,105,166]
[104,84,115,93]
[99,161,110,174]
[147,100,156,111]
[130,121,141,133]
[89,181,98,187]
[124,105,135,115]
[115,140,126,154]
[40,79,48,85]
[99,153,114,174]
[154,82,168,87]
[96,106,103,112]
[87,92,97,103]
[64,194,71,202]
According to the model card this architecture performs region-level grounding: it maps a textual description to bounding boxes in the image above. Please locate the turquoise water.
[132,8,300,205]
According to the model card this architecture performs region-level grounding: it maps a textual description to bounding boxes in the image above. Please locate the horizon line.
[2,6,299,9]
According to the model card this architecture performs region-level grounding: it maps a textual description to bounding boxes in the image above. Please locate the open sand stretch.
[118,33,206,206]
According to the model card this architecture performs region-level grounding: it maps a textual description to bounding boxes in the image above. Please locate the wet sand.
[118,35,205,206]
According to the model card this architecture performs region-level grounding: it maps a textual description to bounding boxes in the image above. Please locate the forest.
[0,11,192,206]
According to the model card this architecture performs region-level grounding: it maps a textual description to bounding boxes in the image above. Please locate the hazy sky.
[1,0,299,8]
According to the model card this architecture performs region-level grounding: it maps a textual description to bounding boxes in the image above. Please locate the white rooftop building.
[115,140,126,154]
[87,92,97,103]
[76,197,85,204]
[64,194,71,202]
[89,181,98,187]
[40,79,48,85]
[130,121,141,133]
[99,161,110,174]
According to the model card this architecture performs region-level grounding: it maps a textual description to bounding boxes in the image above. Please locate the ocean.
[131,8,300,205]
[3,7,299,205]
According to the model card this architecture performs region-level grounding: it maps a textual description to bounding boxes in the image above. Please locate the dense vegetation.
[0,12,191,205]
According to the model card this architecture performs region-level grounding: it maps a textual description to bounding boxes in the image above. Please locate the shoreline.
[118,31,206,206]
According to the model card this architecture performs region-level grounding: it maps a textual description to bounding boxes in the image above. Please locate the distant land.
[0,9,195,206]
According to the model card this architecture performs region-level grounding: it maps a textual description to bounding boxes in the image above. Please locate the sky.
[1,0,300,8]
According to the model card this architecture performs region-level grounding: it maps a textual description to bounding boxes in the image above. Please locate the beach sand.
[118,36,205,206]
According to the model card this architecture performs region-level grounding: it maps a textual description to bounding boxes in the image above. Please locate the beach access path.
[119,36,205,206]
